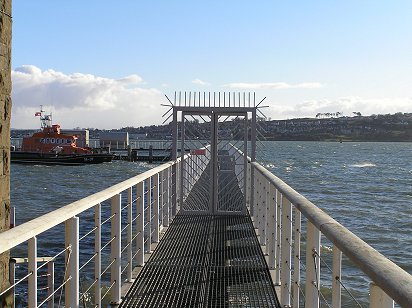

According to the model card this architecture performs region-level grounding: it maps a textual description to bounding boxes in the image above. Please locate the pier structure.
[1,92,412,307]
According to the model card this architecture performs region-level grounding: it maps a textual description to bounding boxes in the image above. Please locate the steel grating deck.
[120,214,281,307]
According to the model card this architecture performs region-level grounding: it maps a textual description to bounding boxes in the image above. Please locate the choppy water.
[259,142,412,268]
[10,141,412,306]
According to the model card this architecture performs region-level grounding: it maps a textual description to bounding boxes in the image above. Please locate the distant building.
[130,133,147,140]
[61,129,89,148]
[100,131,129,149]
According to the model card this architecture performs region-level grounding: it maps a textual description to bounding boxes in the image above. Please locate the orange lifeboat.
[11,107,113,165]
[21,123,91,154]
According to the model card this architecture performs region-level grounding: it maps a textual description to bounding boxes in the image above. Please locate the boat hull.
[11,151,113,165]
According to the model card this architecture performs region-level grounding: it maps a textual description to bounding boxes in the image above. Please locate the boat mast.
[36,105,52,129]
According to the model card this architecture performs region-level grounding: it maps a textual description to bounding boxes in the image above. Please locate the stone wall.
[0,0,12,306]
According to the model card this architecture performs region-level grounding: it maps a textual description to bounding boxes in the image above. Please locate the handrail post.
[255,171,261,230]
[250,164,255,216]
[153,173,160,243]
[28,237,37,308]
[370,282,394,308]
[136,182,145,266]
[260,178,267,247]
[293,208,301,308]
[47,260,54,308]
[332,246,342,308]
[246,162,251,209]
[281,196,292,307]
[163,168,170,227]
[172,162,177,218]
[10,259,15,308]
[127,187,133,282]
[275,189,281,285]
[159,170,164,227]
[146,178,152,253]
[267,184,276,270]
[110,194,121,304]
[65,216,79,307]
[305,221,321,308]
[173,160,178,218]
[94,203,102,306]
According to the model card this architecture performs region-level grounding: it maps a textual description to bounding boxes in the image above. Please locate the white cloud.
[267,96,412,119]
[223,82,323,90]
[192,79,210,86]
[12,66,411,128]
[11,65,165,129]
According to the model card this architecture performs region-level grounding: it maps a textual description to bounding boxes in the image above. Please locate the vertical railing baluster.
[260,178,267,247]
[28,237,37,308]
[267,184,276,270]
[247,162,251,209]
[174,160,179,217]
[250,164,255,216]
[190,157,194,190]
[255,172,261,233]
[153,173,160,243]
[293,208,301,308]
[163,168,170,227]
[370,282,394,308]
[146,177,152,252]
[10,260,15,308]
[127,187,133,282]
[47,260,54,308]
[94,203,102,307]
[159,170,164,228]
[111,194,121,304]
[265,179,270,253]
[332,245,342,308]
[178,159,182,213]
[275,189,281,285]
[172,160,177,218]
[65,216,79,307]
[305,221,321,308]
[281,196,292,307]
[137,182,145,266]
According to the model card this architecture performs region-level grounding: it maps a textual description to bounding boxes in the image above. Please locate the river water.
[10,141,412,306]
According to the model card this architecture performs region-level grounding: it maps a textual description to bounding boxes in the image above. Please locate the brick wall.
[0,0,12,306]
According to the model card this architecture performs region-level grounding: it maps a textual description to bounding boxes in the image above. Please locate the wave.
[350,162,377,168]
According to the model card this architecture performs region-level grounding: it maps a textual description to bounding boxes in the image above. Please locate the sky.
[11,1,412,129]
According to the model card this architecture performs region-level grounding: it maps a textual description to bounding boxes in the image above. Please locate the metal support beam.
[153,173,160,243]
[28,237,37,308]
[280,196,292,307]
[65,217,79,307]
[94,203,102,306]
[136,182,145,266]
[111,194,121,304]
[332,246,342,308]
[305,221,321,308]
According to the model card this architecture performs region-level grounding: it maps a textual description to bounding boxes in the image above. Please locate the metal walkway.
[120,214,280,307]
[120,161,281,307]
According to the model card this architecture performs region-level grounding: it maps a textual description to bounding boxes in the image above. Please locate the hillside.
[11,112,412,142]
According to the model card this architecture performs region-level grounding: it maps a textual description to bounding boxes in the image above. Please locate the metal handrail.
[0,159,178,254]
[252,161,412,308]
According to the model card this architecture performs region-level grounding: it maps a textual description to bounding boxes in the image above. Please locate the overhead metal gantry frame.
[163,91,266,216]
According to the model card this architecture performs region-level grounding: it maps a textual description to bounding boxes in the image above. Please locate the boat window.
[40,138,45,143]
[66,139,72,144]
[51,138,55,143]
[45,138,50,143]
[56,139,60,144]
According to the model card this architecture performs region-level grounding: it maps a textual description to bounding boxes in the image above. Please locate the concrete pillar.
[0,0,12,306]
